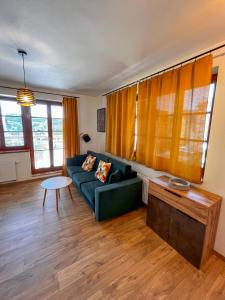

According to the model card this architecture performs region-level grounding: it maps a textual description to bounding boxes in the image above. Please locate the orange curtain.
[106,85,137,160]
[62,97,80,174]
[136,55,213,183]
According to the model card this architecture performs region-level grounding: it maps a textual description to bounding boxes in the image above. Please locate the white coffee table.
[41,176,73,211]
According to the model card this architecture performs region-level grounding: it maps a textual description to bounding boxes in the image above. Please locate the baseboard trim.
[213,250,225,262]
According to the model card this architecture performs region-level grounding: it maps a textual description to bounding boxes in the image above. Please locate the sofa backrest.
[107,157,131,179]
[87,150,109,170]
[87,150,134,180]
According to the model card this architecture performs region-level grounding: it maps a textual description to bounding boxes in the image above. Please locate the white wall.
[0,84,100,182]
[96,50,225,257]
[78,95,104,154]
[201,54,225,256]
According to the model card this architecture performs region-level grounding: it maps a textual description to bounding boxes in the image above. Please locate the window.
[0,99,25,148]
[51,105,63,167]
[30,102,63,173]
[133,74,217,179]
[31,103,51,170]
[0,99,63,173]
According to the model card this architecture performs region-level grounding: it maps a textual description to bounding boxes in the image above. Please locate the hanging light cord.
[21,53,26,88]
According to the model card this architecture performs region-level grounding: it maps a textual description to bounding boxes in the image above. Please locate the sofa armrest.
[95,178,142,221]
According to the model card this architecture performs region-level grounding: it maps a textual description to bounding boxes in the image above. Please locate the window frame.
[0,98,63,174]
[30,100,63,174]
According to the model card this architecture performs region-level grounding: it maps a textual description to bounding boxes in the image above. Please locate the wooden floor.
[0,180,225,300]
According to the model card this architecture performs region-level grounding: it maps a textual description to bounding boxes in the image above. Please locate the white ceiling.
[0,0,225,96]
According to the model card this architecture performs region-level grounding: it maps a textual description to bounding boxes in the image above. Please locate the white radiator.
[137,173,149,204]
[0,161,17,183]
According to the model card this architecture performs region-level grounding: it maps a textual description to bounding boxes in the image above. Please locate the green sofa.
[66,150,142,221]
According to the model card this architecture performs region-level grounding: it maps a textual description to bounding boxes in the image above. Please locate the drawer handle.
[164,188,182,198]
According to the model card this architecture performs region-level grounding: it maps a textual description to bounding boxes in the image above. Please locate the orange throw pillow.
[82,155,96,172]
[95,160,111,183]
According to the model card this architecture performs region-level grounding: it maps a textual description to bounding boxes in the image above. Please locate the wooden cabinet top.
[149,176,222,209]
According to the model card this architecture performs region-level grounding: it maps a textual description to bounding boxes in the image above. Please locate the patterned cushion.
[82,155,96,172]
[95,160,111,183]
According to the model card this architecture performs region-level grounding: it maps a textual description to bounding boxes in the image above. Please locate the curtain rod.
[0,85,80,98]
[102,42,225,97]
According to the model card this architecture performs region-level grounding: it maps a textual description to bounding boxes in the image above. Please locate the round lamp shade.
[16,88,36,106]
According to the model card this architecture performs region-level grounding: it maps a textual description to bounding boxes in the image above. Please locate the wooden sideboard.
[146,176,222,268]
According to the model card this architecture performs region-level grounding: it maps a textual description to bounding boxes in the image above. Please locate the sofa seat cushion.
[81,180,105,208]
[67,166,84,177]
[73,171,98,188]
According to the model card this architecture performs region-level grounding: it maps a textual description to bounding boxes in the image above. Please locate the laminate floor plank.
[0,179,225,300]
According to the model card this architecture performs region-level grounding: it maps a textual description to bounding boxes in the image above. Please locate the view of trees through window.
[0,99,63,173]
[0,100,24,147]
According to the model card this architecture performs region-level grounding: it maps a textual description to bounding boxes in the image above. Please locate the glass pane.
[183,86,210,113]
[203,114,211,141]
[154,137,172,159]
[34,150,50,169]
[181,114,208,141]
[32,118,48,131]
[52,118,62,131]
[156,115,174,139]
[4,132,24,146]
[178,140,203,164]
[201,142,208,168]
[0,100,21,116]
[31,104,47,117]
[33,132,49,150]
[53,149,63,167]
[156,94,176,114]
[207,83,216,112]
[51,105,63,118]
[2,116,23,131]
[53,132,63,149]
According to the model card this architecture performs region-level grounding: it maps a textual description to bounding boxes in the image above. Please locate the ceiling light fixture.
[16,49,36,106]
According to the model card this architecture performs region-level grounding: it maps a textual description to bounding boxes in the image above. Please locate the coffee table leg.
[56,189,59,211]
[68,185,73,201]
[43,189,47,207]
